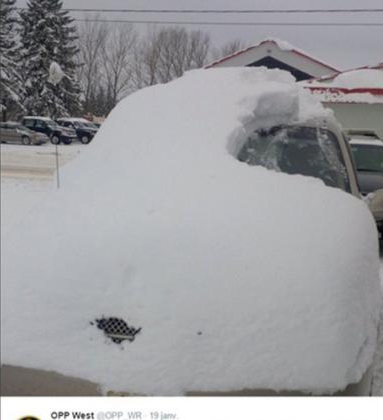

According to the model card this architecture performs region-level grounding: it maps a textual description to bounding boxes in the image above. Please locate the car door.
[0,123,16,143]
[23,119,36,133]
[0,123,9,142]
[34,119,47,135]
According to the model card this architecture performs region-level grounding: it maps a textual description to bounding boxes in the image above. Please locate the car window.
[23,119,35,128]
[73,121,86,128]
[35,120,46,128]
[48,122,58,128]
[238,126,351,192]
[350,145,383,173]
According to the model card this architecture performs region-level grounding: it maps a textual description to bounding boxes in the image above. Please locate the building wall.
[323,102,383,139]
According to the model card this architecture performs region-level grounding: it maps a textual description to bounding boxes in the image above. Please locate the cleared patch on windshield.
[237,126,350,192]
[92,317,141,344]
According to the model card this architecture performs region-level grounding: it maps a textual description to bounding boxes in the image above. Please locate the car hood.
[2,68,381,396]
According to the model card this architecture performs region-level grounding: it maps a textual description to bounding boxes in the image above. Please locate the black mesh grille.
[93,317,141,344]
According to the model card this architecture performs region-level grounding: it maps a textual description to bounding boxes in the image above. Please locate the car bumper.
[60,136,78,142]
[1,364,373,396]
[31,137,48,145]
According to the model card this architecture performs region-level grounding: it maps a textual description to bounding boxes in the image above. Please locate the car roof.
[349,138,383,147]
[57,118,91,123]
[23,116,53,121]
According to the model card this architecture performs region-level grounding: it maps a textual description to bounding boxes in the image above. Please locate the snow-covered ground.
[1,68,382,395]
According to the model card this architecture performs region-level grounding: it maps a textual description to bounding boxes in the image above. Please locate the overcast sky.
[17,0,383,70]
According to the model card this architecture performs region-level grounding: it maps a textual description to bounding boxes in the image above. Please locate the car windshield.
[46,121,58,128]
[74,121,97,129]
[84,122,98,129]
[350,144,383,173]
[238,126,350,192]
[72,121,86,128]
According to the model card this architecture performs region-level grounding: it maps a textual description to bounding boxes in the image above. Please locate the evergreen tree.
[0,0,24,120]
[19,0,81,118]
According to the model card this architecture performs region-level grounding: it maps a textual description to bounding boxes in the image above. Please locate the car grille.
[93,317,141,344]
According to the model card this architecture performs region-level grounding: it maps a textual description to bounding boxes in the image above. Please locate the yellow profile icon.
[19,417,40,420]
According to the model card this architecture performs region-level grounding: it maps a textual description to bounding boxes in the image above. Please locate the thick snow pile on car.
[1,67,381,395]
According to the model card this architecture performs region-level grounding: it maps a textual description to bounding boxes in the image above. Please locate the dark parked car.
[21,116,77,145]
[0,121,48,145]
[56,118,98,144]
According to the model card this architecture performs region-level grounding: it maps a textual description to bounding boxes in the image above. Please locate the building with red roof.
[206,38,339,81]
[303,64,383,139]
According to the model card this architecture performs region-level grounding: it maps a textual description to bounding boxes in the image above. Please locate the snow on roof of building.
[304,65,383,104]
[206,38,339,73]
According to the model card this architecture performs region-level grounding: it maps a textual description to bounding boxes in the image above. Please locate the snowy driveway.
[0,143,83,179]
[1,143,383,395]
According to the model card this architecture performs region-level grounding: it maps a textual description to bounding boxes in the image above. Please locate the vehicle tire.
[22,136,31,145]
[63,138,72,145]
[80,135,91,145]
[51,135,60,145]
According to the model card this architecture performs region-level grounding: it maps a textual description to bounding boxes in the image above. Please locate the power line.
[73,19,383,27]
[15,7,383,14]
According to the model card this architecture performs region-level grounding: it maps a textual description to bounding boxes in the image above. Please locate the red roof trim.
[205,45,257,69]
[307,87,383,96]
[205,40,339,72]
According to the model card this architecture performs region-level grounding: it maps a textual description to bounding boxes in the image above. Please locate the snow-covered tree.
[0,0,24,120]
[19,0,81,117]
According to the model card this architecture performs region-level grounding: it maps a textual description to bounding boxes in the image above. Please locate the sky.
[16,0,383,70]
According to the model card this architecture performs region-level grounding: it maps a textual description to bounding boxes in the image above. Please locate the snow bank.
[1,68,381,395]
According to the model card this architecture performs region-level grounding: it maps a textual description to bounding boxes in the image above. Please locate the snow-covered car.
[21,116,77,145]
[0,121,48,145]
[1,68,381,397]
[56,118,98,144]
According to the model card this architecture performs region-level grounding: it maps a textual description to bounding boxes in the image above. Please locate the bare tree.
[77,16,108,114]
[211,39,249,62]
[132,27,211,89]
[101,24,137,113]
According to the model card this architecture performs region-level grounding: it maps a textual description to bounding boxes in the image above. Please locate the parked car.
[21,116,77,145]
[56,118,98,144]
[0,121,48,145]
[349,139,383,195]
[350,138,383,240]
